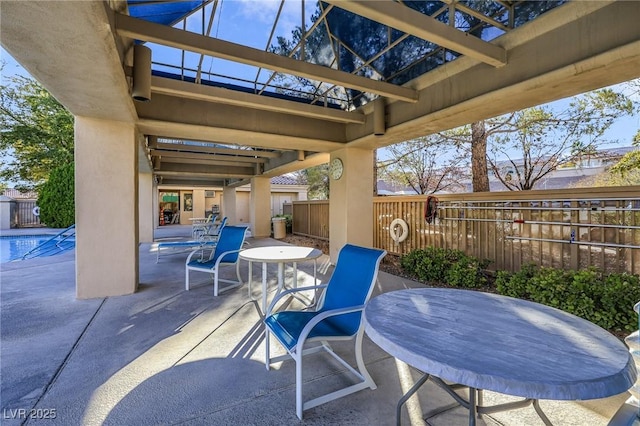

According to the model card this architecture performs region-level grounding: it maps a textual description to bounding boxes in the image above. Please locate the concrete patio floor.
[1,225,633,425]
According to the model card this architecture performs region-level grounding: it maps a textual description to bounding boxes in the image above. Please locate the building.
[157,176,307,227]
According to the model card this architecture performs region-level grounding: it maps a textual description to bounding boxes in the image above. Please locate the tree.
[38,162,75,228]
[439,88,634,191]
[378,136,468,194]
[609,133,640,178]
[470,121,490,192]
[292,164,330,200]
[485,89,632,190]
[0,72,74,190]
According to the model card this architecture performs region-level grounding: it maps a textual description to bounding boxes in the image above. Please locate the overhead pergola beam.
[155,142,282,158]
[158,157,259,168]
[138,119,346,152]
[324,0,507,67]
[150,149,268,164]
[150,76,365,124]
[156,162,254,177]
[115,13,418,103]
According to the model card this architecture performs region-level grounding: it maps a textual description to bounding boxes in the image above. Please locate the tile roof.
[2,189,38,199]
[270,176,304,185]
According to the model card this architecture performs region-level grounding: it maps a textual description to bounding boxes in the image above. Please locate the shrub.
[446,256,486,288]
[400,247,488,288]
[600,273,640,332]
[496,264,640,332]
[37,162,74,228]
[495,263,537,298]
[404,245,639,332]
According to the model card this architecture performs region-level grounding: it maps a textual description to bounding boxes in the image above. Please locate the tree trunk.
[373,149,378,195]
[471,121,490,192]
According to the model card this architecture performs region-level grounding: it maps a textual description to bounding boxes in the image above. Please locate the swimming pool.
[0,235,75,263]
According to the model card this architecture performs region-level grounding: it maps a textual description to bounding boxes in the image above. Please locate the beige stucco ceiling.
[1,1,639,187]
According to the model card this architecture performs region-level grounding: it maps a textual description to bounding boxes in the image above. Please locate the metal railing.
[20,224,76,260]
[373,186,640,275]
[16,199,42,227]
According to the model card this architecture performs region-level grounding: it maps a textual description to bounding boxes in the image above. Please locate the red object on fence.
[425,196,438,224]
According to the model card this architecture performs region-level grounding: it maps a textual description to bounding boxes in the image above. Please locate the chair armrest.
[185,247,204,264]
[213,249,243,269]
[295,305,365,352]
[185,245,215,264]
[266,284,329,316]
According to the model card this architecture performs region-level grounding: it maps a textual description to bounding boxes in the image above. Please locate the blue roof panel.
[127,1,203,26]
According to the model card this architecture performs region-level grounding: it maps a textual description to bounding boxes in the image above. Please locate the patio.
[0,226,630,425]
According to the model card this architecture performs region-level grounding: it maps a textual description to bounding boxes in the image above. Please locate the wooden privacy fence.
[288,201,329,240]
[374,186,640,275]
[287,187,640,274]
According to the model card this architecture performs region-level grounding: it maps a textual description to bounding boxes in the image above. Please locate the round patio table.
[240,246,322,312]
[364,288,637,426]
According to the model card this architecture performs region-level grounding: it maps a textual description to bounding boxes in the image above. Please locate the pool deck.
[0,225,635,425]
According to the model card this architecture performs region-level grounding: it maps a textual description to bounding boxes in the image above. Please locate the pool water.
[0,235,75,262]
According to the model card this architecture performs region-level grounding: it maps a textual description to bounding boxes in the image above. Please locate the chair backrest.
[211,225,247,263]
[205,213,216,223]
[212,216,227,234]
[320,244,387,335]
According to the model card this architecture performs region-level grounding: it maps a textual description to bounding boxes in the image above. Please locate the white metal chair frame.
[264,244,386,420]
[184,226,246,296]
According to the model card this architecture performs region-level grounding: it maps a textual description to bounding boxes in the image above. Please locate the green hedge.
[401,249,640,333]
[496,265,640,332]
[400,247,489,289]
[37,162,75,228]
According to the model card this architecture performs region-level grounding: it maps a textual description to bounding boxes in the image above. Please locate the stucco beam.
[156,176,226,187]
[115,13,418,103]
[157,157,264,168]
[150,76,365,124]
[261,152,330,178]
[0,2,136,122]
[138,119,346,152]
[136,94,347,145]
[155,142,282,158]
[155,165,254,178]
[150,149,267,164]
[325,0,506,67]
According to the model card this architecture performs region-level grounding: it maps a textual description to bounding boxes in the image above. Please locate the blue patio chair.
[192,213,216,239]
[264,244,387,419]
[185,225,247,296]
[203,216,227,240]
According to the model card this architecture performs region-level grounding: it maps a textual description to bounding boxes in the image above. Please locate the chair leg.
[296,352,303,420]
[265,329,271,371]
[213,272,219,297]
[355,328,376,390]
[185,268,190,291]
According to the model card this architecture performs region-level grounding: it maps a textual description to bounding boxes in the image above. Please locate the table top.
[239,246,323,263]
[364,288,637,401]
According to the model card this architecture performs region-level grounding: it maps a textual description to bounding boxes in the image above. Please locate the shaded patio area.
[1,226,631,425]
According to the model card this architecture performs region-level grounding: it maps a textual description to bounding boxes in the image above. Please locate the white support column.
[250,176,271,238]
[329,148,374,263]
[222,186,237,224]
[138,172,154,243]
[75,117,138,298]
